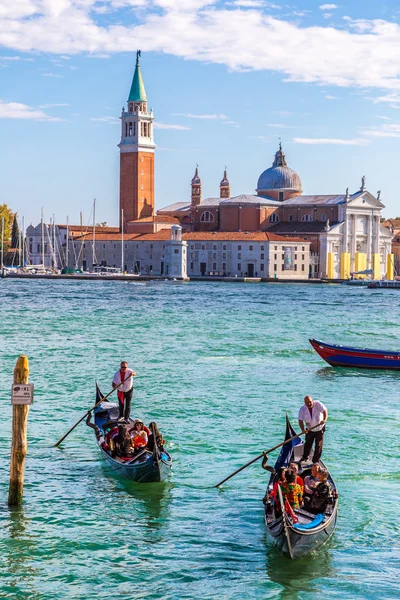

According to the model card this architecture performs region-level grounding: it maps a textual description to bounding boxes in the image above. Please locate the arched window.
[269,213,279,223]
[321,214,327,222]
[200,211,214,222]
[301,214,313,222]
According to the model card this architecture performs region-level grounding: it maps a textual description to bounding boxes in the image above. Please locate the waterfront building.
[158,147,394,280]
[25,52,393,280]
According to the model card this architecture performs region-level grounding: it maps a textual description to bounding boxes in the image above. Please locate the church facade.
[158,146,394,280]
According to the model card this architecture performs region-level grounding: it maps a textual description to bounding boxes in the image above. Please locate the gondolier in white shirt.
[112,361,136,421]
[298,395,328,463]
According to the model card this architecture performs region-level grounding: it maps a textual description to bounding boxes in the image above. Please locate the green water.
[0,280,399,599]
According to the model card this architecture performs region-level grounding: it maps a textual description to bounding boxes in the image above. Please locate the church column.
[367,213,372,268]
[351,214,357,270]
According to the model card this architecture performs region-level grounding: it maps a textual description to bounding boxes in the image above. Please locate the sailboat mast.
[80,211,83,270]
[41,208,45,266]
[53,213,56,269]
[66,216,69,270]
[18,222,22,268]
[92,199,96,268]
[22,216,25,267]
[0,216,4,271]
[121,209,124,274]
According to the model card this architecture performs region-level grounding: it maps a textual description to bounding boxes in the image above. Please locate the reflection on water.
[98,471,172,541]
[315,366,400,380]
[1,506,40,597]
[266,542,335,599]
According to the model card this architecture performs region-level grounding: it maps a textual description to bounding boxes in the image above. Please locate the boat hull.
[100,447,171,483]
[92,394,172,483]
[265,506,338,559]
[264,417,338,560]
[309,338,400,370]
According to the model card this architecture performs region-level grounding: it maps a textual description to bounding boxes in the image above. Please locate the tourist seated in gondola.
[112,424,135,459]
[281,469,303,509]
[289,462,304,493]
[303,466,332,514]
[129,419,150,438]
[147,421,165,452]
[263,466,287,510]
[303,463,320,498]
[130,420,148,453]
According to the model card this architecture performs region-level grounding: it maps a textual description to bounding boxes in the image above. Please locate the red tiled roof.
[58,225,119,233]
[71,233,141,241]
[183,231,309,242]
[127,215,179,224]
[71,229,309,243]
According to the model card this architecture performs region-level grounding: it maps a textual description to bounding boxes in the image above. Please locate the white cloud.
[319,4,338,9]
[154,122,191,129]
[377,115,391,120]
[230,1,265,7]
[174,113,228,119]
[371,93,400,104]
[274,110,293,117]
[362,123,400,138]
[325,94,338,99]
[0,100,62,121]
[293,137,369,145]
[2,4,400,93]
[266,122,295,128]
[222,120,240,127]
[90,116,119,124]
[41,73,63,78]
[39,103,70,108]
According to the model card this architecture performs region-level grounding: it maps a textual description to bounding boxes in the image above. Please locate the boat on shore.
[87,386,172,483]
[309,338,400,370]
[264,418,338,560]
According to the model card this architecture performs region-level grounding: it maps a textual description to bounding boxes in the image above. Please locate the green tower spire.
[128,50,147,103]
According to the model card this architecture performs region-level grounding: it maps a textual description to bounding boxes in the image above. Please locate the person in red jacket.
[112,361,136,421]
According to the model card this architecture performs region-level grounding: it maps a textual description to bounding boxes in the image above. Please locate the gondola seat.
[293,513,324,530]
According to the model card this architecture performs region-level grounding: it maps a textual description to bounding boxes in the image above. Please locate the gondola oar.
[214,421,324,488]
[54,378,129,448]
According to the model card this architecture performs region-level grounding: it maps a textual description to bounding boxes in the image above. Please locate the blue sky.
[2,1,400,227]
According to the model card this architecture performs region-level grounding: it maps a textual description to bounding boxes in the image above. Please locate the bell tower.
[119,50,156,231]
[191,167,202,207]
[219,168,230,198]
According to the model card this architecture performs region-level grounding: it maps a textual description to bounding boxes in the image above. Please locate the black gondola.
[87,385,172,483]
[264,418,338,559]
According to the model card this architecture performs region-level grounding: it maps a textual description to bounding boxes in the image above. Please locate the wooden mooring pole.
[8,355,30,506]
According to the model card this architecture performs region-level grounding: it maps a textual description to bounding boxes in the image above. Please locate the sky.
[2,1,400,227]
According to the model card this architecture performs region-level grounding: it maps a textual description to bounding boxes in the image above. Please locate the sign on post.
[11,383,34,405]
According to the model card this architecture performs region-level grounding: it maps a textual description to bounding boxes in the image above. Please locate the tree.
[11,213,20,249]
[0,204,13,254]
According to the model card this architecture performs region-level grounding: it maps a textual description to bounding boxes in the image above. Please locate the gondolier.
[112,361,136,421]
[298,395,328,463]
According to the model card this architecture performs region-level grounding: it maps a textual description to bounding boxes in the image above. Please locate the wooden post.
[8,355,30,506]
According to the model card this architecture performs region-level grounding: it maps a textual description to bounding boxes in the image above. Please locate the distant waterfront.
[0,280,398,599]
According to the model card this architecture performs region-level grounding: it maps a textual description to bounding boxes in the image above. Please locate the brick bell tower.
[119,50,156,231]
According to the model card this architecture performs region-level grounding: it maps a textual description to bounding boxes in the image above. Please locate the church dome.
[256,144,302,195]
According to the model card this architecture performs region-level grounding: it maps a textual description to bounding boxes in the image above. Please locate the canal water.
[0,279,399,599]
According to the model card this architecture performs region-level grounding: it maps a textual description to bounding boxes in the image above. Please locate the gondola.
[309,338,400,370]
[264,417,338,560]
[87,385,172,483]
